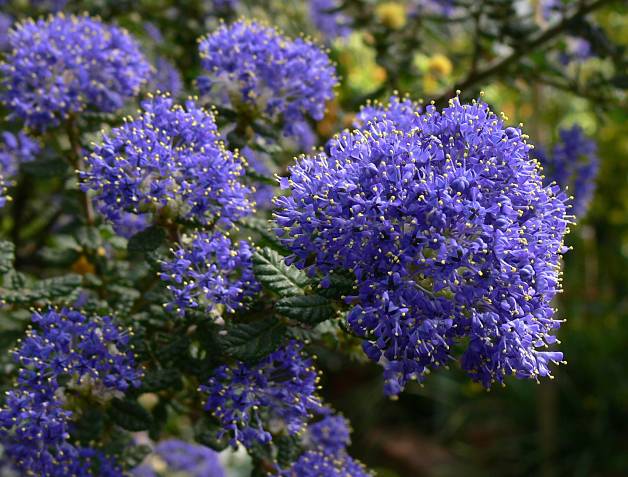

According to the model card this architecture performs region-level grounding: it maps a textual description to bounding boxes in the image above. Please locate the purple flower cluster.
[0,13,151,130]
[81,94,253,228]
[309,0,352,40]
[0,308,140,476]
[200,341,322,447]
[275,450,372,477]
[276,96,570,395]
[133,440,225,477]
[354,95,422,132]
[536,125,599,218]
[0,131,40,208]
[161,231,259,317]
[306,413,352,454]
[198,20,337,131]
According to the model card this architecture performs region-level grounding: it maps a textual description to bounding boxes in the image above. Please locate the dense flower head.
[81,94,253,228]
[274,450,373,477]
[160,231,259,317]
[309,0,352,40]
[200,341,322,447]
[0,131,40,208]
[0,308,139,476]
[353,95,422,132]
[306,413,351,454]
[198,20,337,131]
[276,96,570,395]
[537,126,598,218]
[133,440,225,477]
[0,13,151,130]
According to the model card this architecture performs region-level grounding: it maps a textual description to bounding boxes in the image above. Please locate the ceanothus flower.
[536,125,599,218]
[0,308,139,476]
[160,231,259,317]
[0,13,151,130]
[0,131,40,208]
[200,341,322,447]
[198,20,337,133]
[81,94,253,228]
[306,413,351,454]
[353,95,422,132]
[276,96,570,396]
[309,0,352,40]
[133,440,225,477]
[274,450,372,477]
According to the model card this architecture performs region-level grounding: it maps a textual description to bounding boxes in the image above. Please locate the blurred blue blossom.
[309,0,352,39]
[0,131,40,208]
[133,440,225,477]
[0,13,151,130]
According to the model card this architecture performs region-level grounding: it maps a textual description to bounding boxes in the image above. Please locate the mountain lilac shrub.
[536,125,599,218]
[0,13,151,130]
[81,94,253,229]
[0,131,40,208]
[0,308,141,476]
[200,341,322,447]
[276,96,570,396]
[275,450,373,477]
[133,440,225,477]
[160,231,259,317]
[197,20,337,136]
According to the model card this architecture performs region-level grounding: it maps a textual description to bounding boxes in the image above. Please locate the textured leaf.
[220,317,286,362]
[0,240,15,274]
[317,272,356,299]
[127,225,166,254]
[276,294,335,325]
[194,417,229,452]
[0,274,82,305]
[238,217,287,253]
[252,247,308,297]
[109,398,152,432]
[139,368,182,393]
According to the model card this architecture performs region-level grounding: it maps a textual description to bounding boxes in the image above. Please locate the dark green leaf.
[220,317,286,362]
[276,294,335,325]
[252,247,309,297]
[0,274,82,305]
[21,158,69,178]
[317,272,356,299]
[127,225,166,254]
[238,217,288,253]
[0,240,15,274]
[139,368,182,393]
[194,417,230,452]
[109,398,152,432]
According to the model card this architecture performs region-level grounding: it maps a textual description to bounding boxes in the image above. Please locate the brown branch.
[66,116,95,225]
[435,0,615,105]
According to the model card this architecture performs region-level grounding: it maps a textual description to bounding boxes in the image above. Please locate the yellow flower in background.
[375,2,407,30]
[427,54,453,77]
[338,32,387,95]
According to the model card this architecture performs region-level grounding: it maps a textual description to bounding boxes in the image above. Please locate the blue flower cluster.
[309,0,352,40]
[306,413,351,453]
[198,20,337,132]
[275,450,372,477]
[0,13,151,130]
[81,94,253,228]
[536,125,599,218]
[354,95,422,132]
[161,231,259,317]
[0,131,40,208]
[133,440,225,477]
[200,341,322,447]
[276,96,570,395]
[0,308,141,476]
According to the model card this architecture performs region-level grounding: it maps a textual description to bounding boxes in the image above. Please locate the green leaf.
[275,434,303,468]
[0,274,82,305]
[252,247,309,297]
[109,398,152,432]
[194,417,230,452]
[238,217,288,253]
[139,368,182,393]
[0,240,15,274]
[317,272,356,299]
[127,225,166,254]
[220,317,286,362]
[275,295,335,325]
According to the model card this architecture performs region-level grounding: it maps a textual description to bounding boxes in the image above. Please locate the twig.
[66,116,95,225]
[435,0,615,104]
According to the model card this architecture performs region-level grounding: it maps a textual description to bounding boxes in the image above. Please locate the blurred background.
[1,0,626,476]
